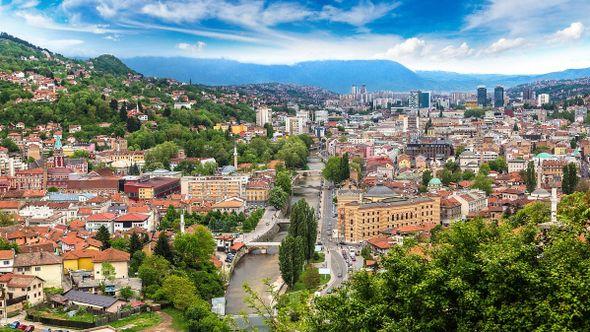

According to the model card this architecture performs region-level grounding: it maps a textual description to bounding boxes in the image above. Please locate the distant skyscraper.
[256,107,271,127]
[537,93,550,106]
[409,90,420,109]
[419,91,431,108]
[494,86,504,107]
[360,84,366,95]
[477,86,487,107]
[522,88,535,102]
[351,85,357,96]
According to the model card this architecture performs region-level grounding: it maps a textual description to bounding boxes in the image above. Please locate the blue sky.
[0,0,589,74]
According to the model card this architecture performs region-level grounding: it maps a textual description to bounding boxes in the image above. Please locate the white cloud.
[551,22,585,42]
[439,42,474,58]
[176,41,206,54]
[486,37,527,54]
[319,0,399,27]
[381,37,428,58]
[15,11,119,34]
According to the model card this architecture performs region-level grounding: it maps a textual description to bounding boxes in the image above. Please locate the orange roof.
[62,249,97,260]
[87,213,116,222]
[114,213,149,222]
[230,242,245,251]
[0,249,14,260]
[92,248,130,263]
[0,201,21,209]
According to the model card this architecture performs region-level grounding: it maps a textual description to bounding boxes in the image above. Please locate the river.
[225,157,324,316]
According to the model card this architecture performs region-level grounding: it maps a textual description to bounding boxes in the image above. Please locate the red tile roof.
[92,248,130,263]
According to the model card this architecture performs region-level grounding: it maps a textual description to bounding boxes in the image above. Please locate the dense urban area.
[1,31,590,332]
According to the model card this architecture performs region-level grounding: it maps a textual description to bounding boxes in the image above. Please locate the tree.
[562,162,579,195]
[279,235,305,287]
[119,286,133,300]
[154,232,174,262]
[275,170,292,194]
[95,225,111,249]
[289,199,317,260]
[110,237,129,252]
[129,251,145,276]
[340,153,350,181]
[101,262,116,281]
[525,161,537,193]
[421,170,433,187]
[185,299,231,332]
[479,163,491,176]
[302,265,320,290]
[268,187,288,210]
[471,174,493,195]
[302,215,590,331]
[323,156,343,184]
[173,226,215,269]
[513,122,519,131]
[129,232,142,256]
[138,255,170,288]
[488,157,508,174]
[264,123,274,139]
[161,274,199,310]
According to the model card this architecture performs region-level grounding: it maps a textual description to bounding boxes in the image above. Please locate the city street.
[319,182,348,293]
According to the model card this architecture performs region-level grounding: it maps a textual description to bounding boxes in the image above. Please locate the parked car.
[17,324,28,331]
[8,321,20,329]
[24,326,35,332]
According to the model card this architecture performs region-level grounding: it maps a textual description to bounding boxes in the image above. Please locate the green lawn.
[310,252,325,263]
[162,307,189,331]
[110,312,162,332]
[0,328,19,332]
[29,306,95,323]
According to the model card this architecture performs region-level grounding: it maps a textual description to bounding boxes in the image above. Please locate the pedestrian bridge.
[247,242,281,247]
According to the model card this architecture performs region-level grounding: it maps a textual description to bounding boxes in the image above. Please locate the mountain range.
[122,57,590,93]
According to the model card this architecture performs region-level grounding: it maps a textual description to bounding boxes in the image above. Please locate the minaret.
[233,144,238,170]
[180,212,185,234]
[551,188,558,223]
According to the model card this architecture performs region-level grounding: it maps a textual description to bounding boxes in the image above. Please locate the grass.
[110,312,162,332]
[162,307,189,331]
[310,252,325,263]
[0,328,19,332]
[29,306,95,323]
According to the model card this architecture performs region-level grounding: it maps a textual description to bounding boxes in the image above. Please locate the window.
[34,267,41,271]
[3,261,8,265]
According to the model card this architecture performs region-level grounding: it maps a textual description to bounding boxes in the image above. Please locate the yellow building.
[181,176,247,201]
[92,248,130,280]
[62,250,98,274]
[337,184,440,243]
[13,252,63,288]
[245,181,271,203]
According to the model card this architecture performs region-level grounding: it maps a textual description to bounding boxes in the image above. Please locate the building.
[245,180,271,205]
[0,274,44,317]
[123,176,180,200]
[409,90,420,109]
[285,115,306,135]
[419,91,431,109]
[11,168,46,190]
[477,86,487,107]
[494,86,504,107]
[256,107,271,127]
[0,250,15,274]
[406,139,454,160]
[181,175,247,201]
[62,290,126,313]
[337,184,440,243]
[92,248,130,280]
[450,190,488,219]
[537,93,550,106]
[13,251,63,288]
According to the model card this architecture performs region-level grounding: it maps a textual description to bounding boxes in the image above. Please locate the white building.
[537,93,550,106]
[256,107,271,127]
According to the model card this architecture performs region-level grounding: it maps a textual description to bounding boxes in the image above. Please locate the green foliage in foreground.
[294,194,590,331]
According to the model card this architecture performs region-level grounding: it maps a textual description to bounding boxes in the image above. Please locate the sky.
[0,0,589,74]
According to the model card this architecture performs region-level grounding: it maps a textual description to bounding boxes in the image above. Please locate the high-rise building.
[255,107,271,127]
[537,93,550,106]
[522,88,535,102]
[494,86,504,107]
[409,90,420,109]
[351,85,357,96]
[419,91,431,108]
[477,86,487,107]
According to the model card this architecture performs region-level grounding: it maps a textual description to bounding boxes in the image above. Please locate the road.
[236,207,283,244]
[316,180,348,293]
